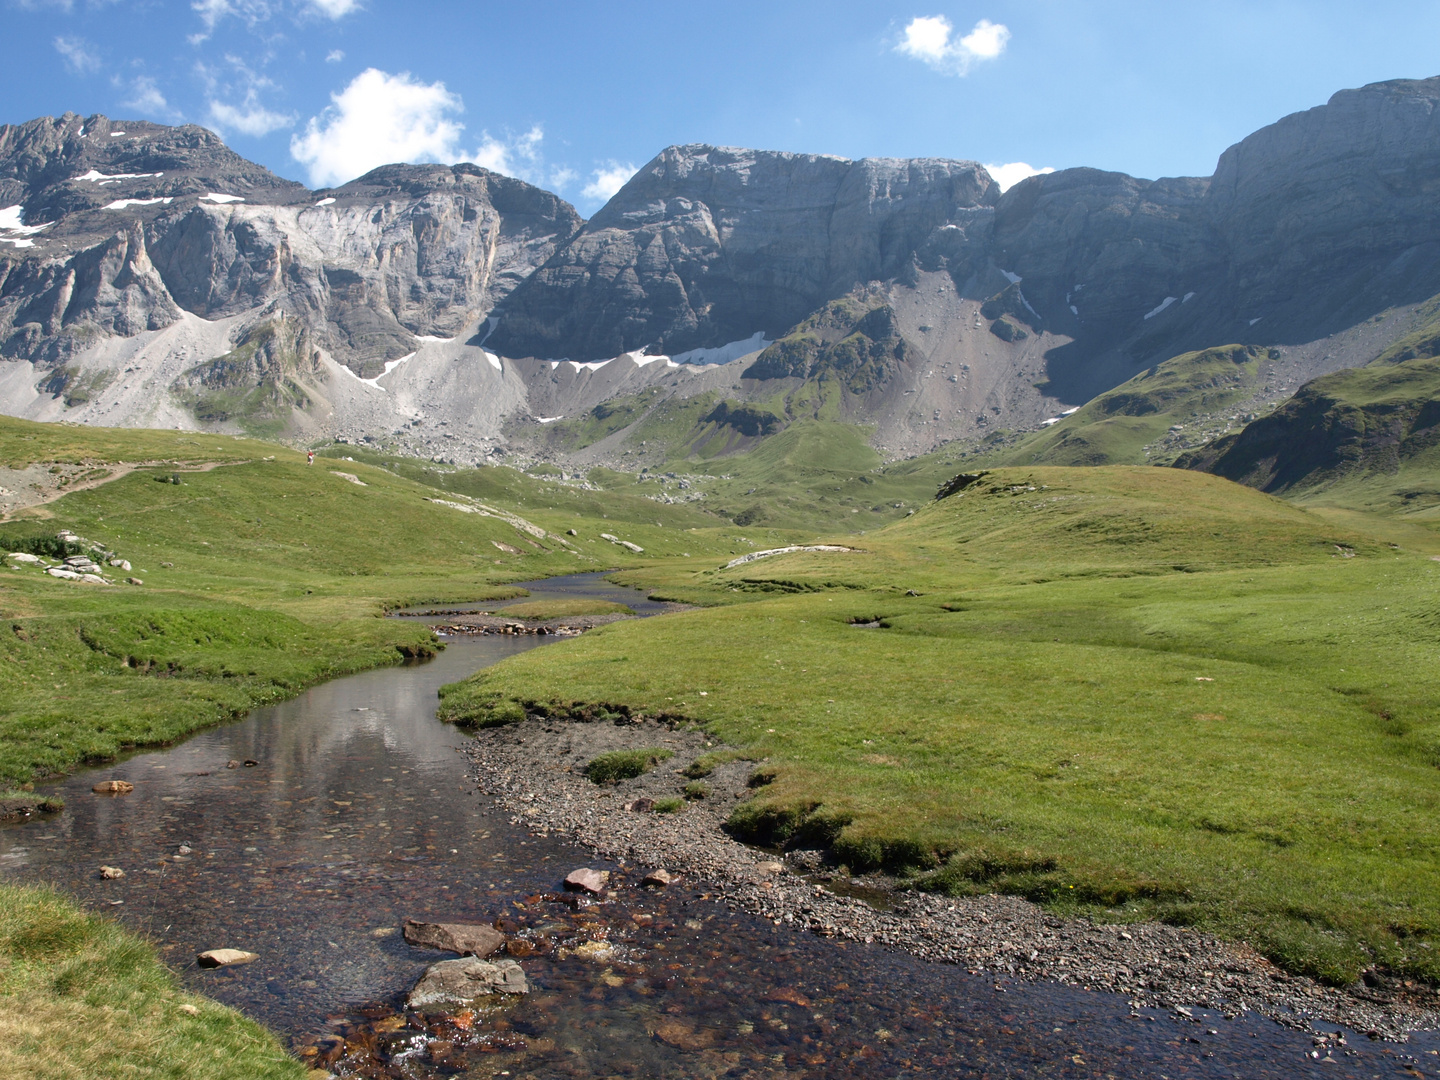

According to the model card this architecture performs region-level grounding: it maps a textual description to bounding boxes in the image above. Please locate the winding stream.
[2,573,1434,1078]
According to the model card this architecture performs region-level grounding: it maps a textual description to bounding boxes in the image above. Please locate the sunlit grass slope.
[0,885,303,1080]
[441,466,1440,986]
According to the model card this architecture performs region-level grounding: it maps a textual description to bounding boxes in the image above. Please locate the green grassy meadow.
[441,466,1440,986]
[4,401,1440,1079]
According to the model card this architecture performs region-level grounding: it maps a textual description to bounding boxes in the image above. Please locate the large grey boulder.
[406,957,529,1009]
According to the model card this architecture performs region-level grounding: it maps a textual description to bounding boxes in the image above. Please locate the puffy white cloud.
[307,0,358,15]
[291,69,563,190]
[54,35,101,75]
[984,161,1055,192]
[897,15,1010,75]
[582,161,638,203]
[291,68,467,187]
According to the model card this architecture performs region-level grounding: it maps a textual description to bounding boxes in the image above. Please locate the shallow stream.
[2,573,1435,1078]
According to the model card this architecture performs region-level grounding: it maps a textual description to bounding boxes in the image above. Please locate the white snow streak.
[101,197,173,210]
[1144,296,1178,320]
[200,193,245,204]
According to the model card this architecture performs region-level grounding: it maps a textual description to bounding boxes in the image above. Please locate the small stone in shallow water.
[564,868,610,894]
[197,948,259,968]
[92,780,134,794]
[99,865,124,879]
[406,957,529,1009]
[643,868,676,887]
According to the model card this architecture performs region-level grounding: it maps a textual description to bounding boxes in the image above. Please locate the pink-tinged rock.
[563,868,610,894]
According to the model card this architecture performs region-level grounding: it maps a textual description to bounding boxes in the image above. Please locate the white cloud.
[548,165,578,192]
[121,76,176,119]
[209,97,294,136]
[291,68,561,190]
[897,15,1010,75]
[984,161,1055,192]
[200,54,294,137]
[325,49,345,63]
[188,0,354,42]
[582,161,638,203]
[291,68,467,187]
[470,125,543,178]
[54,35,101,75]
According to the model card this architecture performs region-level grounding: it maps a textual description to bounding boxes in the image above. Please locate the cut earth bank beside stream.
[462,714,1440,1045]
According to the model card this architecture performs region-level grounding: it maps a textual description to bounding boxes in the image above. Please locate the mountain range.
[1,75,1438,475]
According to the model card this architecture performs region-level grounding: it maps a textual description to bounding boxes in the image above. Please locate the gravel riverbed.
[464,714,1440,1044]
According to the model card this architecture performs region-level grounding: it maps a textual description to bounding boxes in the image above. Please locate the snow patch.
[353,352,417,390]
[567,359,613,373]
[1069,305,1079,315]
[536,416,563,424]
[200,193,245,204]
[109,131,125,137]
[414,334,453,343]
[1183,291,1196,303]
[669,331,771,367]
[101,197,173,210]
[1000,269,1022,284]
[1040,417,1061,427]
[0,205,52,236]
[73,169,162,183]
[1143,296,1178,320]
[0,238,35,248]
[1061,407,1079,416]
[314,197,336,206]
[485,352,502,372]
[1249,317,1263,326]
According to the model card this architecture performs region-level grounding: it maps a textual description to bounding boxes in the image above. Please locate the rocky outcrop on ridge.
[0,113,583,376]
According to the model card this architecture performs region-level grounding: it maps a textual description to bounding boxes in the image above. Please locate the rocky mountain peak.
[489,143,998,362]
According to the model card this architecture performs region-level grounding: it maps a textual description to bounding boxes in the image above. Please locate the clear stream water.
[2,573,1435,1078]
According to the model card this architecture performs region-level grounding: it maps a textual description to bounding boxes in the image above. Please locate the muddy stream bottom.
[2,574,1436,1078]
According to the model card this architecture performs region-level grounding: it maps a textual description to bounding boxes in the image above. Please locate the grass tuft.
[585,748,674,785]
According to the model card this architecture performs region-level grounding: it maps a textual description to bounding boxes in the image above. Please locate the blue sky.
[5,0,1439,210]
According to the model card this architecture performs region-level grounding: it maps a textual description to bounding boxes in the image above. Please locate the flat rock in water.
[99,865,124,879]
[402,919,505,957]
[406,957,529,1009]
[643,868,676,887]
[563,868,610,894]
[197,948,258,968]
[92,780,134,794]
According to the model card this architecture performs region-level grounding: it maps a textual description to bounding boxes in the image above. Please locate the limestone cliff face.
[487,145,998,361]
[0,115,583,376]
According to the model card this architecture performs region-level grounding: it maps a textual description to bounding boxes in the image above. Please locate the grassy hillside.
[1177,354,1440,524]
[441,465,1440,986]
[987,345,1271,467]
[0,885,303,1080]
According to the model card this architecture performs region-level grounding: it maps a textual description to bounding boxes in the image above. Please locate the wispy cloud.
[896,15,1010,76]
[201,54,295,137]
[54,35,101,74]
[325,48,344,63]
[119,75,178,120]
[471,125,544,179]
[984,161,1054,192]
[188,0,357,43]
[582,161,637,203]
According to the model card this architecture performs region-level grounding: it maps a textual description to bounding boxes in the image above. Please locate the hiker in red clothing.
[307,450,315,465]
